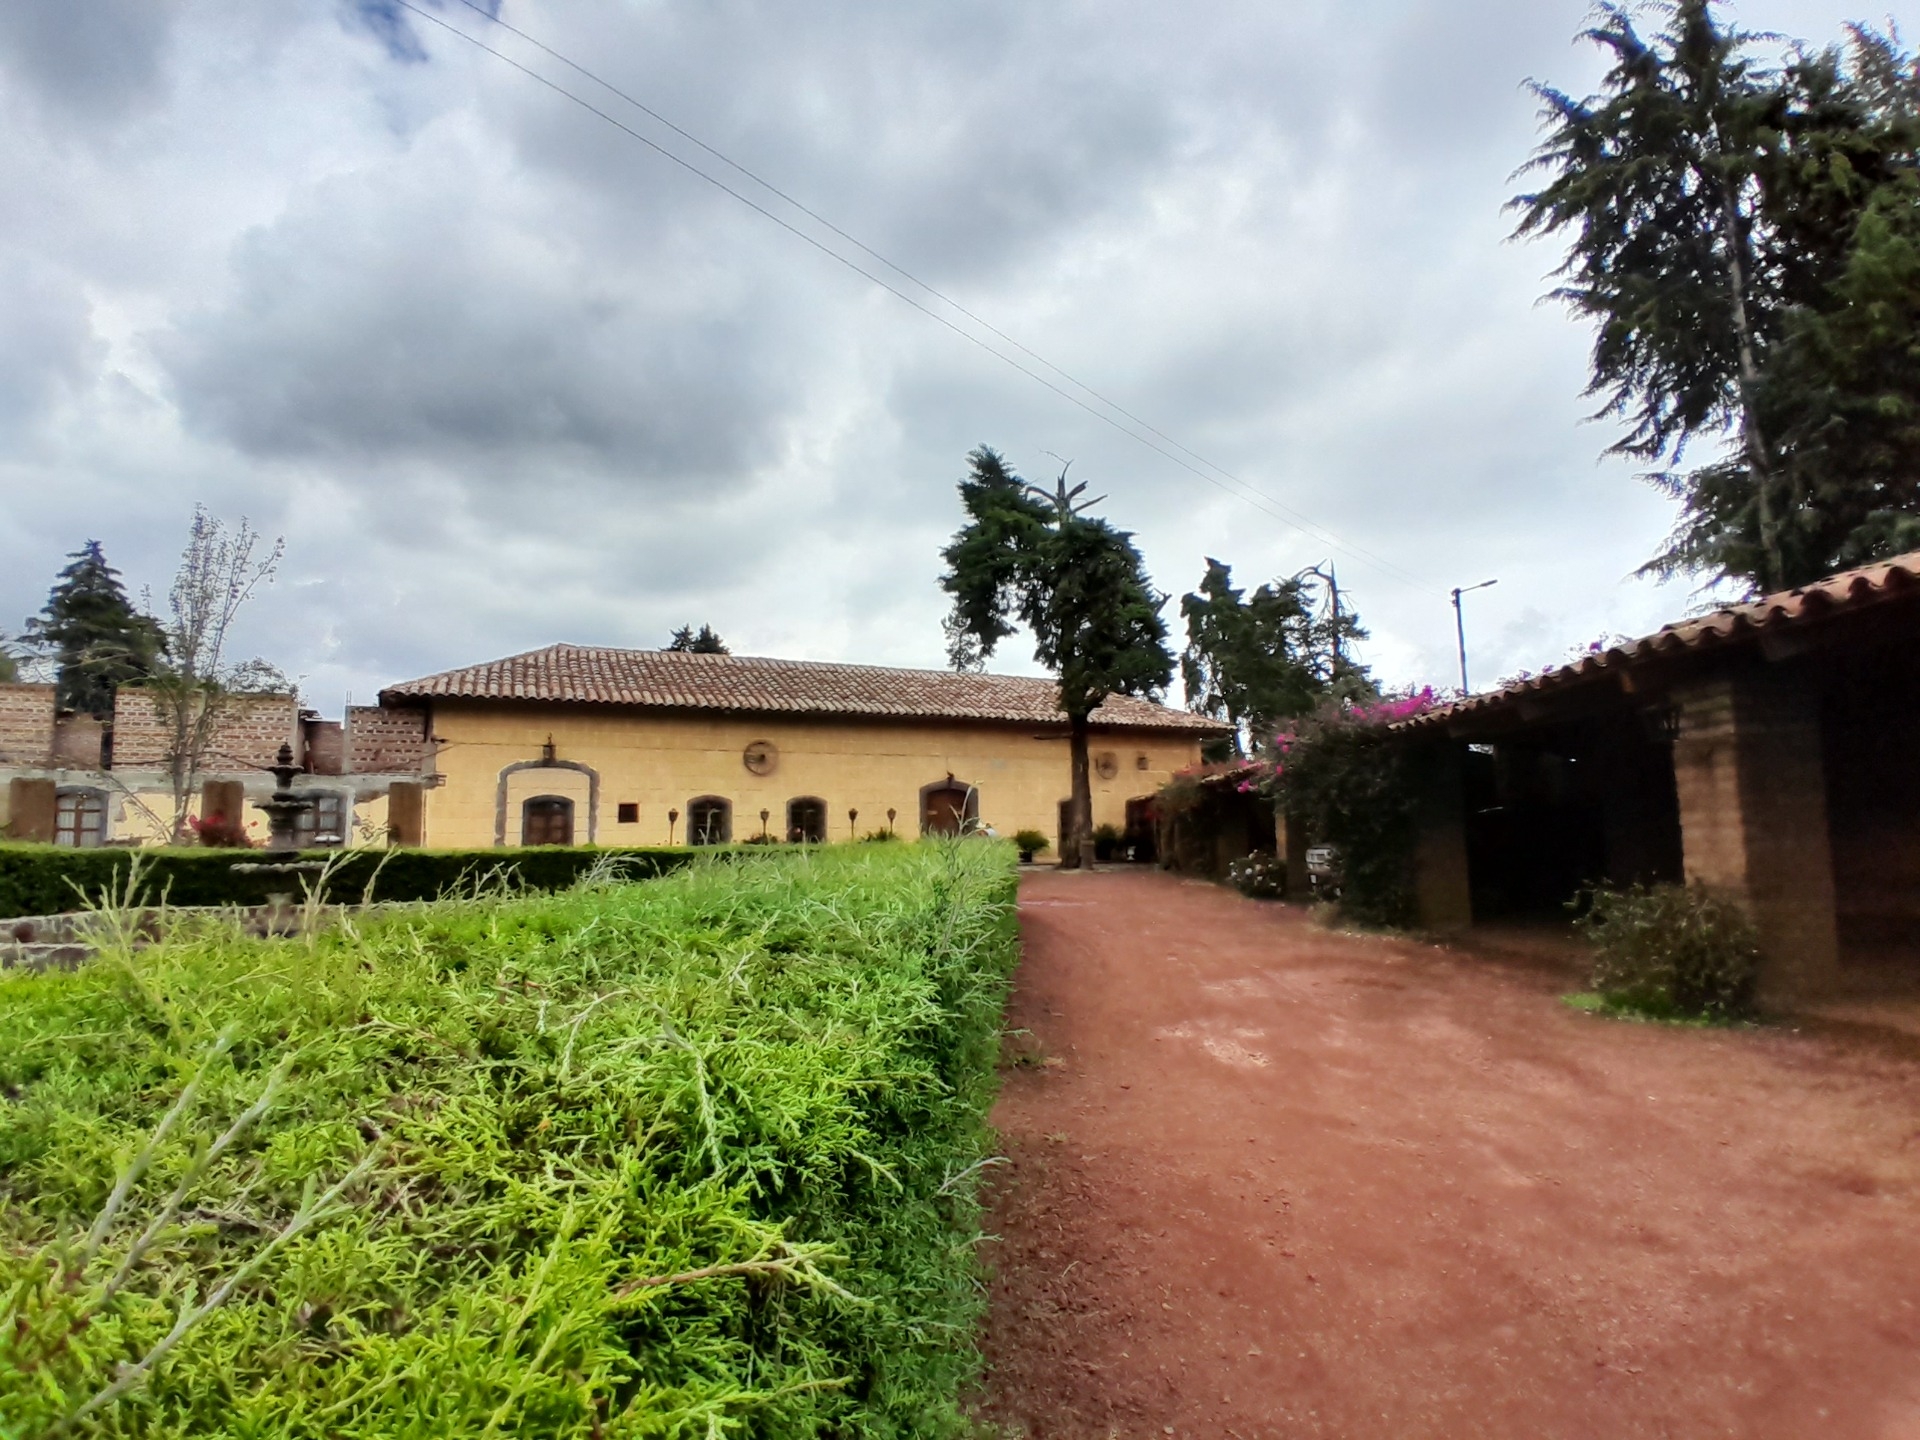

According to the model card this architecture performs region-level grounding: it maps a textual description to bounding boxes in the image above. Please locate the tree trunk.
[1063,711,1094,870]
[1715,170,1786,593]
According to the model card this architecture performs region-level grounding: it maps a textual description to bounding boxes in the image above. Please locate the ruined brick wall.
[0,684,55,766]
[303,717,345,776]
[52,714,107,769]
[347,705,430,775]
[111,690,299,772]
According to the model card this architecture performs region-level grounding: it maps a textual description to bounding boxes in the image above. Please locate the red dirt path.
[976,869,1920,1439]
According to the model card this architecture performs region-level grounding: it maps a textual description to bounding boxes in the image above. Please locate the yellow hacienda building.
[379,645,1226,850]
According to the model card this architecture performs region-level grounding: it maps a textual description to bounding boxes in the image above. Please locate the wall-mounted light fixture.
[540,734,557,765]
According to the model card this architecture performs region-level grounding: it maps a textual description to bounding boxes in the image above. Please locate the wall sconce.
[541,734,557,764]
[667,807,680,845]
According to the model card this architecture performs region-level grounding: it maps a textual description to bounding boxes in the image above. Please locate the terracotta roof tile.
[1406,548,1920,729]
[381,644,1229,734]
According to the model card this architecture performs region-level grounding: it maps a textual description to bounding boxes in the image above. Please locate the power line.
[393,0,1442,595]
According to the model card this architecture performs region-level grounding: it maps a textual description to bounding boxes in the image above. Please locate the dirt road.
[977,869,1920,1439]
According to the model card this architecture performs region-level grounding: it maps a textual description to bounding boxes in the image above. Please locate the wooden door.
[522,796,574,846]
[924,786,966,837]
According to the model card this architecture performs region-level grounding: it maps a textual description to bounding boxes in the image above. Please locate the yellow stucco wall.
[422,703,1206,849]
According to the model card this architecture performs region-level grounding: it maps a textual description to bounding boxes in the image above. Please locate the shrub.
[1012,829,1050,857]
[1272,721,1430,927]
[0,843,1019,1436]
[0,843,695,920]
[1575,881,1760,1020]
[1227,851,1285,899]
[186,812,251,848]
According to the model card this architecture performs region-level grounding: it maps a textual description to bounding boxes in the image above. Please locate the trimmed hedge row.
[0,843,698,919]
[0,842,1020,1435]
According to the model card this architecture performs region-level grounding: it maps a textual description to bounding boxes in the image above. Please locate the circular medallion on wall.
[743,740,778,776]
[1094,750,1120,781]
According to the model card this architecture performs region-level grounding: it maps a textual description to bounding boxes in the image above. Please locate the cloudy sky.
[0,0,1880,714]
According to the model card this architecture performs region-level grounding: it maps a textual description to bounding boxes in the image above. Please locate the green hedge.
[0,843,699,919]
[0,842,1019,1436]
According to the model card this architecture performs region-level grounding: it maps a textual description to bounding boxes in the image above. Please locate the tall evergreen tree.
[1180,559,1370,758]
[23,541,164,718]
[1514,3,1920,591]
[666,624,730,654]
[940,448,1172,868]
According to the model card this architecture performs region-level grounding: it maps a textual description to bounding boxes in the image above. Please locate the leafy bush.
[1011,829,1050,857]
[1271,716,1431,928]
[0,843,695,920]
[1226,851,1285,899]
[0,843,1018,1436]
[1575,881,1760,1020]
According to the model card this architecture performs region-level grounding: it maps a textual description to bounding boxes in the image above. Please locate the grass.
[0,842,1018,1438]
[1561,991,1756,1028]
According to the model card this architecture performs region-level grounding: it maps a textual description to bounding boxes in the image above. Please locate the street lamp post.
[1451,579,1498,694]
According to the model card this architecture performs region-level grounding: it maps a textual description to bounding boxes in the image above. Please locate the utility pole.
[1451,579,1498,694]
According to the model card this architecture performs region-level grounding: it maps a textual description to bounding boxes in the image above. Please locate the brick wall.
[347,705,430,775]
[111,690,299,772]
[0,684,55,766]
[52,714,107,769]
[304,717,345,776]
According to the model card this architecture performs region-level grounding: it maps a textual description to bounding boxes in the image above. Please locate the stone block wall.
[0,684,56,766]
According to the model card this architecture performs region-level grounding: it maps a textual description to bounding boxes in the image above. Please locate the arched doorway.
[787,797,827,844]
[521,795,574,846]
[921,778,978,837]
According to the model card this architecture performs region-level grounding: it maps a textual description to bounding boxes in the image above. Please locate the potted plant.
[1092,822,1123,863]
[1013,829,1050,864]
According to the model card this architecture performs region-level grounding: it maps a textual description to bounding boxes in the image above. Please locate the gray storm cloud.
[0,0,1873,712]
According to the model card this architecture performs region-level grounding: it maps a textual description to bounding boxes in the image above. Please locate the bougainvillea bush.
[1264,689,1438,927]
[0,844,1017,1438]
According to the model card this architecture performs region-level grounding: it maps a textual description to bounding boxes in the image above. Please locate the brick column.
[1413,743,1472,931]
[1672,670,1838,999]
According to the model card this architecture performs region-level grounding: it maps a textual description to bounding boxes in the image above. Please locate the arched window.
[688,795,731,846]
[55,788,107,849]
[920,779,979,837]
[522,795,574,846]
[787,797,827,844]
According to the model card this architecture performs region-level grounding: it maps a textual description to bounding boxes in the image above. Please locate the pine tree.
[666,625,729,654]
[940,448,1172,868]
[1180,559,1371,758]
[24,542,165,718]
[1514,4,1920,591]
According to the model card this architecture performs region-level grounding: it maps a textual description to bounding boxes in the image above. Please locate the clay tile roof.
[1405,547,1920,729]
[380,644,1230,734]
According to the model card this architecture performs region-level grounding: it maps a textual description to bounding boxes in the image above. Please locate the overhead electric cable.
[395,0,1441,594]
